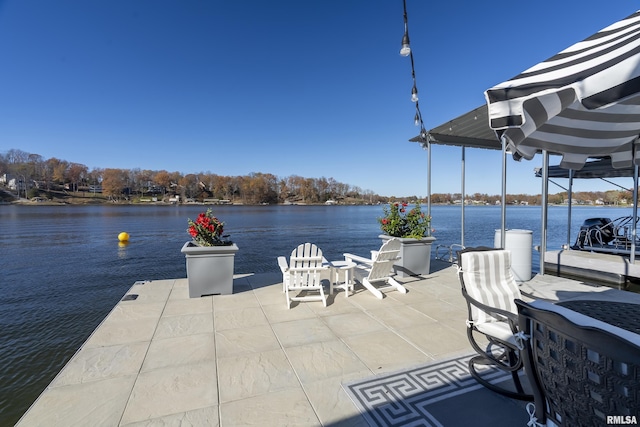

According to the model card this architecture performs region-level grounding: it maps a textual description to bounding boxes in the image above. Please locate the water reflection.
[118,241,129,258]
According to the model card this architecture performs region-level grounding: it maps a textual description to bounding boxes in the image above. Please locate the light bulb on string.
[400,33,411,56]
[411,85,418,102]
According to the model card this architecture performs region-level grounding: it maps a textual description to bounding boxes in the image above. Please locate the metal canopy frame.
[413,108,640,274]
[410,104,509,255]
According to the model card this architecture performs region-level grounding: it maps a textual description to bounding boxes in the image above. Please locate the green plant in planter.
[378,202,430,239]
[187,208,233,246]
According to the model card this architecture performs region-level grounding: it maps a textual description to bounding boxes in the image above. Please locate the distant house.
[0,173,15,185]
[7,177,30,191]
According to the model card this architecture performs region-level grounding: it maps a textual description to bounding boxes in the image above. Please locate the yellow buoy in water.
[118,232,130,242]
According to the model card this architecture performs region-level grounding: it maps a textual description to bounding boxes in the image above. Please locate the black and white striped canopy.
[486,10,640,170]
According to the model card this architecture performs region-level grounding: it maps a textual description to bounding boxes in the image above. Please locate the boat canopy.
[534,158,636,179]
[410,105,500,150]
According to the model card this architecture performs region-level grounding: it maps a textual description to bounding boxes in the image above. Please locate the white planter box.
[379,234,436,277]
[181,241,239,297]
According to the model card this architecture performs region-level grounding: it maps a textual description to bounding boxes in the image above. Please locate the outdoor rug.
[343,352,530,427]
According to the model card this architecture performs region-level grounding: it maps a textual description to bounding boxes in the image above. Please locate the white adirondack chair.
[343,238,406,299]
[278,243,329,309]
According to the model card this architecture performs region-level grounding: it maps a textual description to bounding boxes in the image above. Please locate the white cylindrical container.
[494,229,533,282]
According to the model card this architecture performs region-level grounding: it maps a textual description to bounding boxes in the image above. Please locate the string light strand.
[401,0,426,142]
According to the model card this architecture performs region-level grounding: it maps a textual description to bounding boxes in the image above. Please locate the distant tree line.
[0,149,388,204]
[2,149,632,205]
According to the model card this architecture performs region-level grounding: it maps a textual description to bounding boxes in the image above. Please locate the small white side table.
[329,260,356,297]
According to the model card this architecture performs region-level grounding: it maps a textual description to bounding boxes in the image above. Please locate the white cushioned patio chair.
[343,238,406,299]
[278,243,329,309]
[516,299,640,427]
[457,246,532,401]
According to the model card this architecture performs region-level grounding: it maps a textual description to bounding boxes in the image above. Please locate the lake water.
[0,203,633,424]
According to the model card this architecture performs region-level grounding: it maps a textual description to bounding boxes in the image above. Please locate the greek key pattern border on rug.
[343,353,509,427]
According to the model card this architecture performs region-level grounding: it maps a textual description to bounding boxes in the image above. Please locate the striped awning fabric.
[485,10,640,170]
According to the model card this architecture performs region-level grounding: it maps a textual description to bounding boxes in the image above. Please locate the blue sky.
[0,1,638,197]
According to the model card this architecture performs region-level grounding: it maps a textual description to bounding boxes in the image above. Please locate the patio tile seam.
[340,301,436,355]
[211,292,239,425]
[216,383,308,407]
[364,295,468,359]
[245,286,327,425]
[79,282,167,350]
[48,340,153,390]
[346,325,433,361]
[277,342,372,427]
[247,281,385,415]
[115,374,144,426]
[117,280,176,426]
[235,279,437,418]
[309,305,440,375]
[140,334,218,369]
[208,282,317,415]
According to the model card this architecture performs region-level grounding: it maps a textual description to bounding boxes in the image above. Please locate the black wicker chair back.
[516,299,640,427]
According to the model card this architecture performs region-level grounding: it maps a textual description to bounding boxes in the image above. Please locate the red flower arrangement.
[378,201,431,239]
[187,209,232,246]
